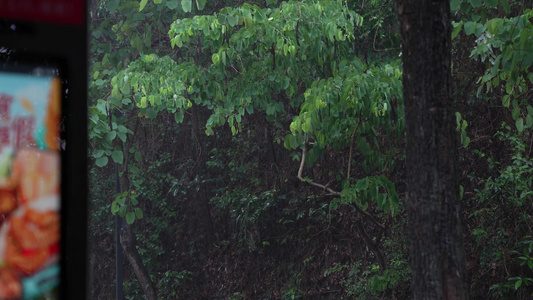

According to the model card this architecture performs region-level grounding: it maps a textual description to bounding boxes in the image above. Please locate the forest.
[88,0,533,299]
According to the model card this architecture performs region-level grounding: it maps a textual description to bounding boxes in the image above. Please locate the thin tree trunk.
[117,141,157,300]
[398,0,469,299]
[120,223,157,300]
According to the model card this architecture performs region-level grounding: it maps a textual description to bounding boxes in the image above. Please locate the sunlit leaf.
[139,0,148,11]
[111,202,118,214]
[196,0,206,10]
[181,0,191,12]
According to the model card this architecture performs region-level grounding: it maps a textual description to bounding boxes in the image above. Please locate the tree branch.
[297,145,385,230]
[356,220,387,272]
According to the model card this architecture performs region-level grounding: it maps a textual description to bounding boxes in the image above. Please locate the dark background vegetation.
[88,0,532,299]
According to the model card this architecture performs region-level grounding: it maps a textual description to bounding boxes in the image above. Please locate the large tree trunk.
[398,1,469,299]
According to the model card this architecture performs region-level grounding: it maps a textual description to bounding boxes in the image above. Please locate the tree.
[87,1,533,297]
[398,0,469,298]
[89,0,405,297]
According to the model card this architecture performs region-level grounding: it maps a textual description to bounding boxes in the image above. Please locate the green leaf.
[289,45,296,57]
[527,106,533,128]
[377,193,387,209]
[355,177,369,192]
[112,151,124,164]
[93,149,105,158]
[469,0,482,7]
[228,14,239,27]
[195,0,206,10]
[117,132,127,142]
[484,0,498,7]
[357,137,371,155]
[284,134,299,149]
[181,0,192,12]
[96,156,109,167]
[135,152,142,161]
[282,77,290,90]
[502,95,510,107]
[166,1,178,9]
[527,73,533,85]
[463,136,470,148]
[512,106,520,120]
[246,105,254,114]
[107,0,120,12]
[139,0,148,11]
[144,26,152,47]
[450,0,462,11]
[126,212,136,224]
[212,53,220,65]
[514,278,523,290]
[516,118,524,132]
[452,22,463,39]
[117,125,128,133]
[111,202,119,214]
[464,21,476,35]
[175,111,184,123]
[119,205,126,217]
[499,0,510,14]
[135,207,144,219]
[107,131,117,141]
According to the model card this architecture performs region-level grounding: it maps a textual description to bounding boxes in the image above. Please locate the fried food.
[0,189,16,215]
[11,149,59,205]
[0,267,22,298]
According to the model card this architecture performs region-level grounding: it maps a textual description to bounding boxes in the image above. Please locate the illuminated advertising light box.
[0,0,87,299]
[0,68,61,299]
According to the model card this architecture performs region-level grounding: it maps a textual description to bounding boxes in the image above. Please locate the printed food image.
[0,150,60,299]
[11,149,60,206]
[0,268,21,299]
[0,190,16,215]
[0,72,61,299]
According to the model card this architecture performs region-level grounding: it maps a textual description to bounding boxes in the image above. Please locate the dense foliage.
[88,0,532,298]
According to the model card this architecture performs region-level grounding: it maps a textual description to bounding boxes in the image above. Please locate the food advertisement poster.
[0,71,60,299]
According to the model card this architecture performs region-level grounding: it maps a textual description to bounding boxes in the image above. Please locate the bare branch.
[296,144,385,230]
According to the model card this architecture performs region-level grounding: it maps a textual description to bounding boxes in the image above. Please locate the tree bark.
[398,0,469,299]
[120,223,157,300]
